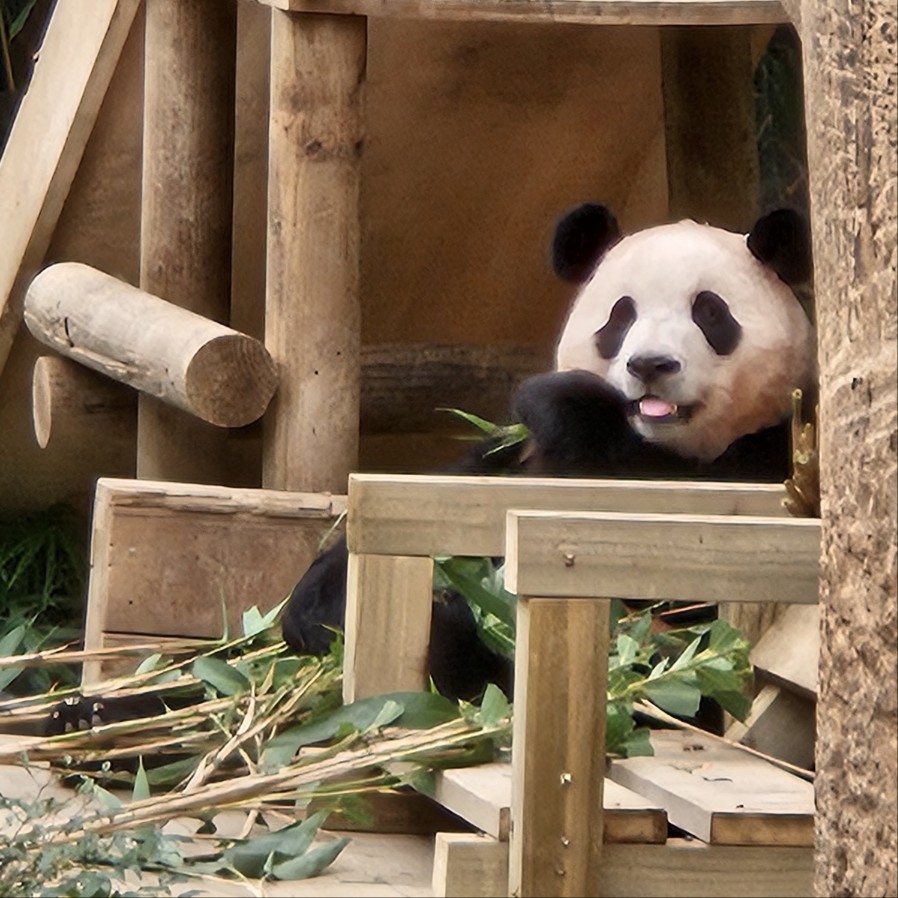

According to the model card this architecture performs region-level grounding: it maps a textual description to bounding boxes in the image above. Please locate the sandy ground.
[0,748,434,897]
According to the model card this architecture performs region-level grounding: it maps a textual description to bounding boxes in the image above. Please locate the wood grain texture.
[433,762,667,844]
[24,263,277,427]
[504,509,820,604]
[253,0,788,27]
[343,553,434,702]
[31,354,134,451]
[347,473,789,557]
[82,479,345,667]
[262,11,366,493]
[749,604,819,696]
[0,0,142,378]
[510,598,609,897]
[609,730,814,846]
[138,0,237,482]
[432,835,813,898]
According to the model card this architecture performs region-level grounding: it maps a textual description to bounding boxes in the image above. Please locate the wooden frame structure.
[342,473,819,897]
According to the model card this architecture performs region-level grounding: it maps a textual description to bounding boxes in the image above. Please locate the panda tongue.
[640,397,677,418]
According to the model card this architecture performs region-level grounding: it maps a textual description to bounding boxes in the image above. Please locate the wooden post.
[31,354,135,452]
[661,26,761,233]
[138,0,237,483]
[343,552,434,702]
[24,263,277,427]
[509,598,609,897]
[263,11,366,493]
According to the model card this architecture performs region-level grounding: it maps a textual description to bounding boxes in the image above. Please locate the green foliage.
[0,504,86,693]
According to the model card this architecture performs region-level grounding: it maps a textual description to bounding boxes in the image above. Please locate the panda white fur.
[550,203,815,464]
[280,203,816,702]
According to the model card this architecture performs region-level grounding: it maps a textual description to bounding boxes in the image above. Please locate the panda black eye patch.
[691,291,742,355]
[595,296,636,359]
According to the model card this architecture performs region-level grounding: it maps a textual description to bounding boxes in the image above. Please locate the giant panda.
[281,203,816,701]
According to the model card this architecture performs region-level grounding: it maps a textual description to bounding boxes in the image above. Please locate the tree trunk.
[799,0,898,892]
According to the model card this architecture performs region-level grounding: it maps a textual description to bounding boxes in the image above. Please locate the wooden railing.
[342,472,820,897]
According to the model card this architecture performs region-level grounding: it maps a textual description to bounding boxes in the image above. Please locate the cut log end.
[186,334,279,427]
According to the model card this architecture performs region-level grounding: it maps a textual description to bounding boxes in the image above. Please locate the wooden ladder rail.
[342,472,820,896]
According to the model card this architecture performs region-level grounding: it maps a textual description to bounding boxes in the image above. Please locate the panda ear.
[747,209,812,286]
[552,203,621,284]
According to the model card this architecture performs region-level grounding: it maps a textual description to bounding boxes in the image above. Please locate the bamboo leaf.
[642,678,701,718]
[191,656,250,696]
[269,836,350,880]
[132,758,150,802]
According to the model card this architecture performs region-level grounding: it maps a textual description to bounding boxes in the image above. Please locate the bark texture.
[800,0,898,893]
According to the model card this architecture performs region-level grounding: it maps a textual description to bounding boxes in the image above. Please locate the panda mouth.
[632,396,696,424]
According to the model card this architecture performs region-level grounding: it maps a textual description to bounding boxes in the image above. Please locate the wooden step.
[608,730,814,846]
[430,761,668,844]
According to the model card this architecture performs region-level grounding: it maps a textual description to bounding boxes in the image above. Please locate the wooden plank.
[433,832,509,898]
[342,553,434,702]
[253,0,789,27]
[432,835,813,898]
[262,10,366,493]
[433,762,667,844]
[510,598,608,897]
[347,473,789,557]
[609,730,814,846]
[750,604,820,696]
[505,509,820,605]
[0,0,142,379]
[82,478,346,684]
[725,683,816,770]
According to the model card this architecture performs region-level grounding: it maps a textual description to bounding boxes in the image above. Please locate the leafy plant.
[0,503,86,694]
[1,604,512,892]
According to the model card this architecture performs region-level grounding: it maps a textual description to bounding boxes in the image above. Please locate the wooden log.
[138,0,237,483]
[504,509,820,605]
[0,0,142,379]
[510,598,609,897]
[263,11,366,493]
[31,354,135,451]
[24,262,277,428]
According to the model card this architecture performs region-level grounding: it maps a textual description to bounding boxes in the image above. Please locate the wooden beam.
[510,598,609,897]
[343,553,434,702]
[262,11,366,493]
[609,730,814,846]
[24,263,277,427]
[347,473,790,557]
[138,0,238,483]
[505,510,820,604]
[252,0,788,27]
[0,0,142,379]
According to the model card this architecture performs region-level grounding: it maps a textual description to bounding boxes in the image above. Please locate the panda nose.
[627,354,682,382]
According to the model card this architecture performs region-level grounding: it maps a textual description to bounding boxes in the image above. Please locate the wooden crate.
[82,477,346,685]
[340,472,820,897]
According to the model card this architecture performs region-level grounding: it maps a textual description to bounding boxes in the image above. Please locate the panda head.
[552,204,816,462]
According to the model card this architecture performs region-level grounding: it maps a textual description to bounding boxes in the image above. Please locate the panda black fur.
[282,204,815,702]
